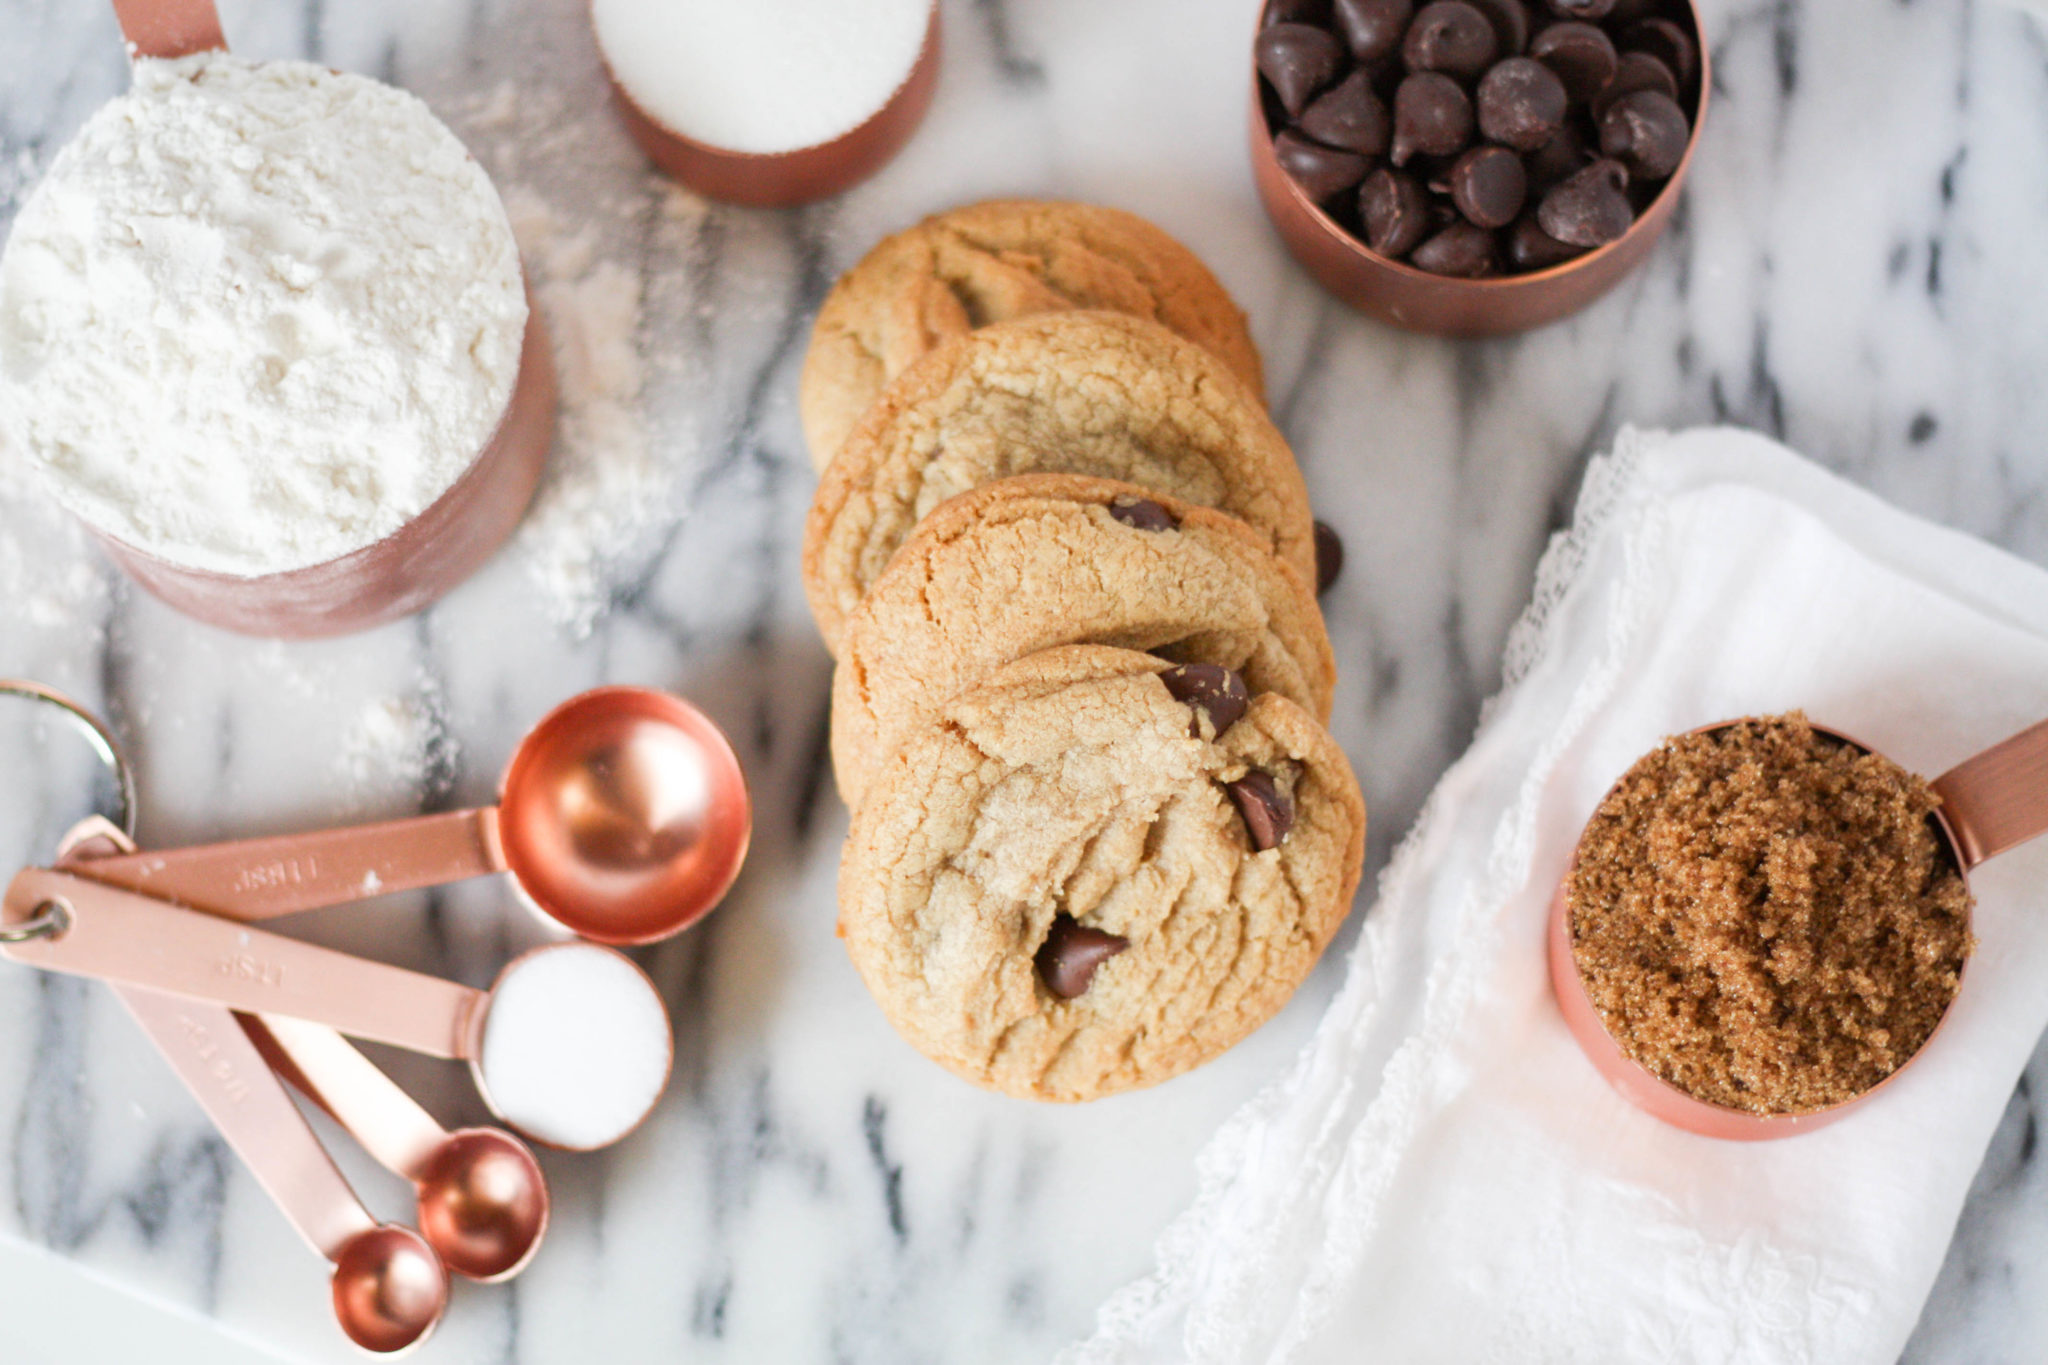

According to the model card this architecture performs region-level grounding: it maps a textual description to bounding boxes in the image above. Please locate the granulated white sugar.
[477,943,671,1150]
[0,52,526,577]
[591,0,929,154]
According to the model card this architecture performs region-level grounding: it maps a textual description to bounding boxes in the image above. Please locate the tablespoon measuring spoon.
[56,820,447,1354]
[63,686,751,945]
[1549,713,2048,1140]
[0,869,674,1151]
[243,1013,550,1282]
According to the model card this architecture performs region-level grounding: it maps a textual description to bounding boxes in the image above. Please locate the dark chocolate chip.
[1529,21,1617,103]
[1536,157,1634,247]
[1464,0,1531,54]
[1592,50,1677,121]
[1332,0,1414,62]
[1409,219,1500,275]
[1391,71,1474,166]
[1623,17,1695,86]
[1359,166,1433,256]
[1258,23,1346,118]
[1035,914,1130,999]
[1275,129,1372,202]
[1160,663,1250,739]
[1403,1,1500,81]
[1109,496,1178,531]
[1265,0,1334,25]
[1475,56,1567,151]
[1314,520,1345,593]
[1298,70,1393,157]
[1448,144,1527,227]
[1228,771,1296,851]
[1598,88,1689,179]
[1544,0,1614,18]
[1506,211,1586,268]
[1524,120,1591,187]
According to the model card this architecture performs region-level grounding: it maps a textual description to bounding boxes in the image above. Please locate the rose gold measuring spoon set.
[0,680,751,1352]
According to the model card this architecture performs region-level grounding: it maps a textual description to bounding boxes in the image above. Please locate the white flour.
[591,0,929,153]
[0,52,527,578]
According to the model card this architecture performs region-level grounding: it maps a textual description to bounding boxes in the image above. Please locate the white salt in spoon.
[0,870,673,1151]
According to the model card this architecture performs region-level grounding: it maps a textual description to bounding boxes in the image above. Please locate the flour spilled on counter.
[503,189,663,636]
[0,446,109,638]
[337,690,456,809]
[437,77,702,639]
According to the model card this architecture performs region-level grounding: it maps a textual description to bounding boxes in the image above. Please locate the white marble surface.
[0,0,2045,1361]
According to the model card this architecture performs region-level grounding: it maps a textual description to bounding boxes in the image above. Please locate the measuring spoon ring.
[1,869,673,1151]
[62,687,750,945]
[243,1013,549,1282]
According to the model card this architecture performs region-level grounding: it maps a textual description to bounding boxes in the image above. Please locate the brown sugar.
[1567,713,1973,1115]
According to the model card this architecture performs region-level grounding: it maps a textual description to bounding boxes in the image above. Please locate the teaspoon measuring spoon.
[243,1013,550,1282]
[0,868,673,1151]
[61,687,751,946]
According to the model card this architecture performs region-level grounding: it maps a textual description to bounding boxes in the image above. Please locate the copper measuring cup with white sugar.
[1549,714,2048,1141]
[51,685,751,946]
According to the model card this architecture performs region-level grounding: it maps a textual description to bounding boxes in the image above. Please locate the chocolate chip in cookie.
[1230,770,1296,850]
[1160,663,1250,739]
[1036,914,1132,998]
[1110,495,1180,531]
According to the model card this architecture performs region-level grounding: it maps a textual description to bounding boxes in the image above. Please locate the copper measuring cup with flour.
[89,0,556,639]
[1548,715,2048,1141]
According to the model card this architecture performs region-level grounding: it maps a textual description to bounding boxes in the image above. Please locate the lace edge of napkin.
[1066,426,1669,1365]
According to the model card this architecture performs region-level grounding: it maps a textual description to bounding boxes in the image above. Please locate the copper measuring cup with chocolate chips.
[1548,713,2048,1141]
[1251,0,1709,335]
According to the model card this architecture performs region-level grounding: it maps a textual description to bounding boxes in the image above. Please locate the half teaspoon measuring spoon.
[54,687,751,945]
[243,1013,550,1282]
[0,868,673,1151]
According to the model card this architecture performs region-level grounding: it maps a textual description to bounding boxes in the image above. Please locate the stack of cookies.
[798,200,1367,1102]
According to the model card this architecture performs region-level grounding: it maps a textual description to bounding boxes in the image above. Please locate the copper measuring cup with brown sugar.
[1548,715,2048,1141]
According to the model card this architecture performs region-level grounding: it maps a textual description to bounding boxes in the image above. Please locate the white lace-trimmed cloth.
[1069,427,2048,1365]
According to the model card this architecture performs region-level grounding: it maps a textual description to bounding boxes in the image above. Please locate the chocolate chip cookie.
[831,473,1335,807]
[800,199,1265,471]
[839,644,1366,1102]
[803,310,1316,652]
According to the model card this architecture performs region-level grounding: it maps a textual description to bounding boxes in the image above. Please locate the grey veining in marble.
[0,0,2046,1360]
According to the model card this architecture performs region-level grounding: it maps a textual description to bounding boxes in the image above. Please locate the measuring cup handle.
[112,0,226,59]
[69,808,504,921]
[1932,717,2048,871]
